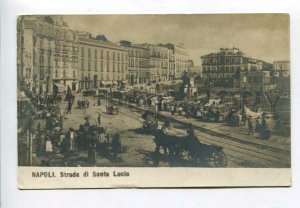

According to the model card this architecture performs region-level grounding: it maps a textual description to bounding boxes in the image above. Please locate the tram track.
[116,103,290,168]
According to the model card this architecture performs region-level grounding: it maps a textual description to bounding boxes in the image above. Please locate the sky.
[63,14,290,65]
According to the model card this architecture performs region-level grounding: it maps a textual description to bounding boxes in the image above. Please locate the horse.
[153,129,183,156]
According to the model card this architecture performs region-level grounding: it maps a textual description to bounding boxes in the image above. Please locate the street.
[35,94,290,168]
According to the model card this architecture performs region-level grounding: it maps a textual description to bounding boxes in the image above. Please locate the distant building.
[119,41,150,85]
[17,15,78,94]
[163,43,188,79]
[187,60,202,76]
[78,37,128,90]
[201,48,272,89]
[273,60,290,77]
[240,70,271,92]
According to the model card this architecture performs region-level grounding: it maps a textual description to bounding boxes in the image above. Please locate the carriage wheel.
[212,151,227,167]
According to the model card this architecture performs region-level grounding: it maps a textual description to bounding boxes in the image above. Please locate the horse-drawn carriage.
[106,104,118,115]
[142,111,158,133]
[153,130,227,167]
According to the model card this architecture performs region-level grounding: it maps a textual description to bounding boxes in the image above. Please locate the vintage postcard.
[17,14,291,189]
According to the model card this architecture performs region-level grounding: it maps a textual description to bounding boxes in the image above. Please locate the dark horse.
[153,129,183,156]
[153,129,227,167]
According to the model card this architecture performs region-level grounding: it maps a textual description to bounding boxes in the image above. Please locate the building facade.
[273,60,290,77]
[143,44,170,83]
[240,70,271,92]
[78,38,128,90]
[201,48,272,89]
[17,15,78,94]
[120,41,150,86]
[163,43,188,79]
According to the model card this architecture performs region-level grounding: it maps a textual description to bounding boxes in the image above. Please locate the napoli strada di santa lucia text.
[32,171,130,178]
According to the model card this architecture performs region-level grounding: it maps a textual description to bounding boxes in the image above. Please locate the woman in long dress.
[45,135,53,153]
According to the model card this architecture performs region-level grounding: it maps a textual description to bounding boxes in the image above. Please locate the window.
[88,48,91,58]
[73,70,76,78]
[121,64,124,73]
[95,61,98,71]
[63,58,66,67]
[122,54,124,62]
[63,70,66,77]
[48,53,51,66]
[117,63,120,72]
[55,58,59,67]
[40,53,44,66]
[81,47,84,57]
[72,57,76,67]
[95,49,97,59]
[81,59,84,70]
[101,50,103,59]
[55,70,58,78]
[107,62,110,72]
[231,66,235,72]
[88,61,91,71]
[107,51,110,60]
[113,52,115,61]
[101,61,103,72]
[117,53,120,61]
[113,63,115,72]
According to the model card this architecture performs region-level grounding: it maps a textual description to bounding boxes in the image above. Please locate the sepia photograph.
[13,14,293,189]
[17,14,290,169]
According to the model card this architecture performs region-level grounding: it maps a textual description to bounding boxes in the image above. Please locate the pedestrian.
[111,133,121,157]
[247,116,254,135]
[45,135,53,154]
[46,114,53,133]
[88,141,96,164]
[97,113,101,126]
[67,100,72,114]
[66,128,75,152]
[255,117,260,132]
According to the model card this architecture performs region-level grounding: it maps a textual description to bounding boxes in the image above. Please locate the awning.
[101,81,107,85]
[122,80,127,84]
[112,81,118,85]
[106,81,113,85]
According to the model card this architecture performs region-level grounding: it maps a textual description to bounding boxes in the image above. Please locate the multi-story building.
[168,51,176,81]
[201,48,272,89]
[163,43,188,79]
[143,44,170,82]
[273,60,290,77]
[119,41,150,85]
[17,15,78,94]
[78,37,128,90]
[240,70,271,92]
